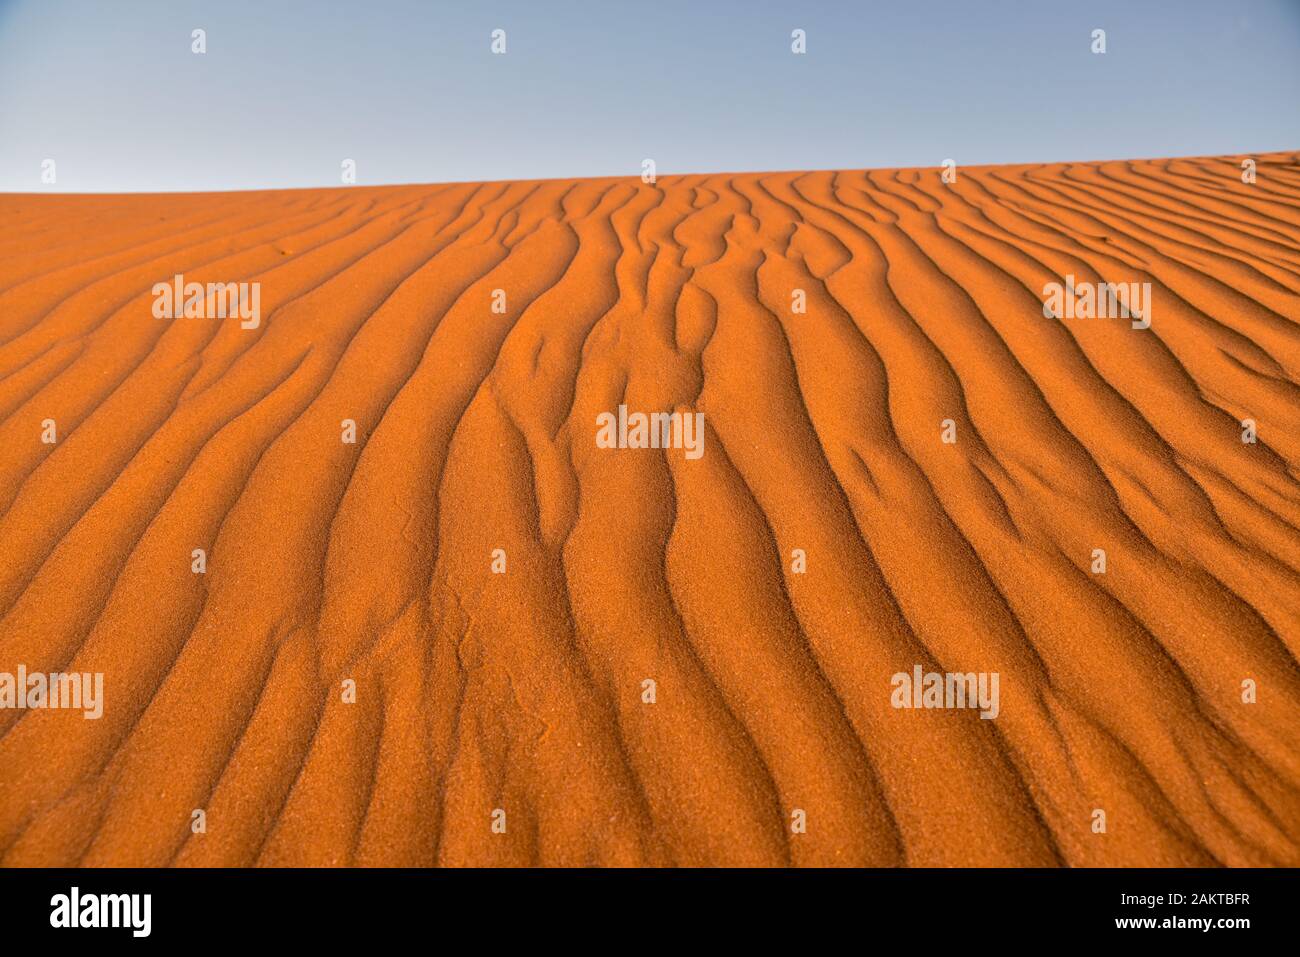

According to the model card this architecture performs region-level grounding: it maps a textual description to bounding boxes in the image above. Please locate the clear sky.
[1,0,1297,192]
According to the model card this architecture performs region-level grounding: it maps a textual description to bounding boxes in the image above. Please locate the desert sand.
[0,153,1297,867]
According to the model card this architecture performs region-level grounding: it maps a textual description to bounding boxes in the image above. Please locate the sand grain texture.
[1,153,1298,866]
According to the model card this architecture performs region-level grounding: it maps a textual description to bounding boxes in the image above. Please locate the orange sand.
[0,154,1298,867]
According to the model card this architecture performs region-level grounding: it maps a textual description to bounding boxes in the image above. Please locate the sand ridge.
[0,153,1298,866]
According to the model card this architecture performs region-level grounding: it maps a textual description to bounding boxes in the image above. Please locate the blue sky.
[1,0,1297,192]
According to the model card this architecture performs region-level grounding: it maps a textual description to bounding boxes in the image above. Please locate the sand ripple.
[0,154,1297,866]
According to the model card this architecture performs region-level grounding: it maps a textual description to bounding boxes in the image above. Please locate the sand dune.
[0,153,1298,866]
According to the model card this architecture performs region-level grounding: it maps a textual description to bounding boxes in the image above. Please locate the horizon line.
[2,148,1293,199]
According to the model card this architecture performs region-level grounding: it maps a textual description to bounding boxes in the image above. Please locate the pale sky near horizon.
[1,0,1298,193]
